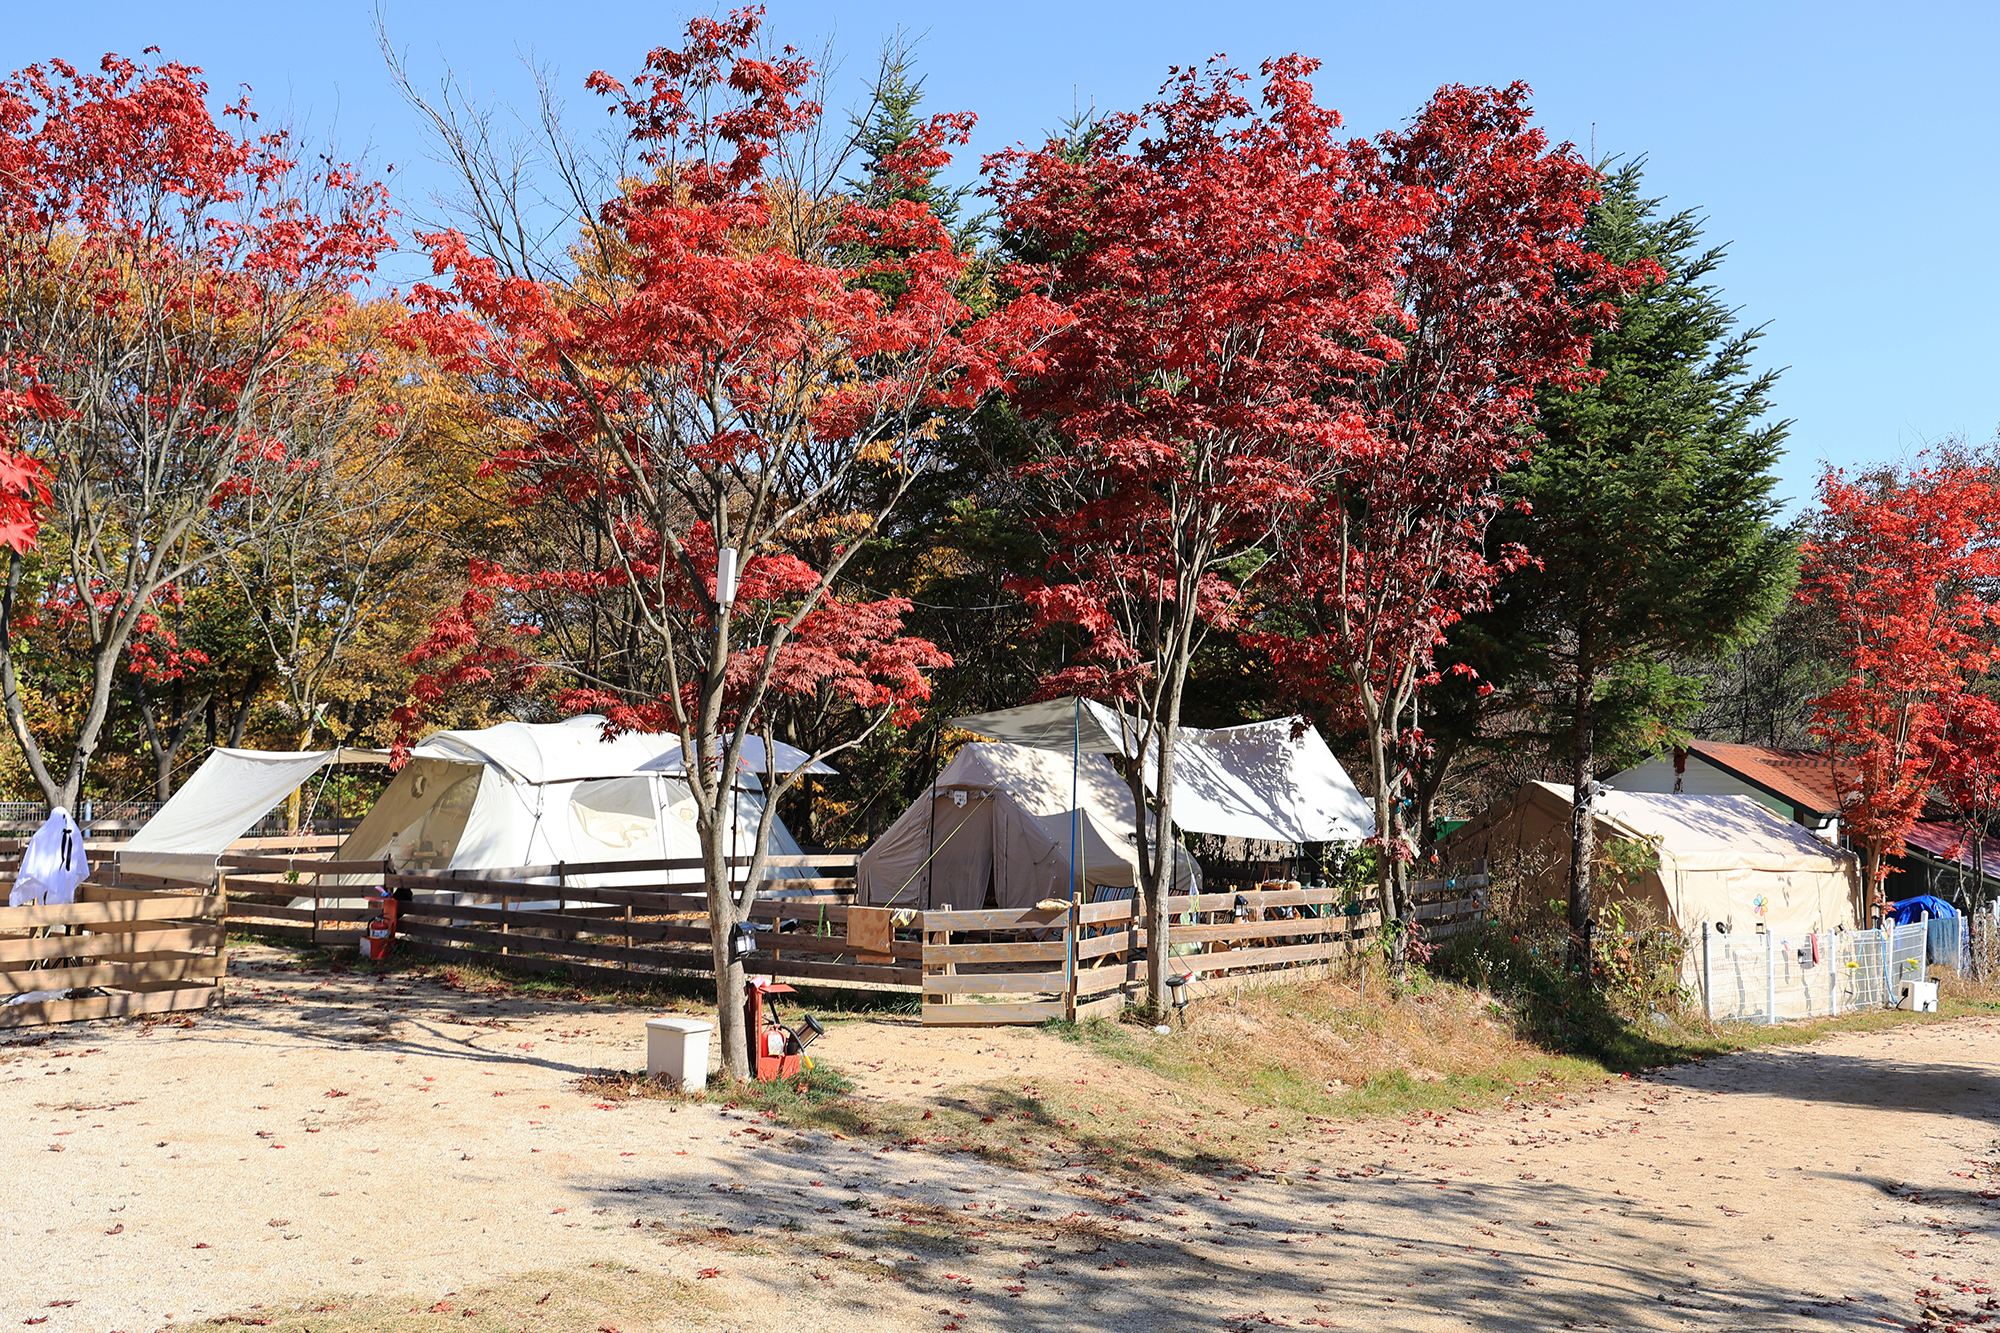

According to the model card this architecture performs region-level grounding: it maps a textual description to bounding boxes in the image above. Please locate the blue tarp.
[1887,894,1960,924]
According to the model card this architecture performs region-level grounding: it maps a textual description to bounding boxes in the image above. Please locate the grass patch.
[725,955,2000,1186]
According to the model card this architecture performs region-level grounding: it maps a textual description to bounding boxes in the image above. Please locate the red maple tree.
[986,55,1410,1010]
[400,11,1061,1075]
[1253,83,1645,951]
[1801,463,2000,918]
[0,53,394,808]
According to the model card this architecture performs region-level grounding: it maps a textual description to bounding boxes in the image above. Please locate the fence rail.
[0,881,227,1028]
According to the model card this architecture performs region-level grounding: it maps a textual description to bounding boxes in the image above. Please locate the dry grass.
[705,963,2000,1185]
[163,1262,716,1332]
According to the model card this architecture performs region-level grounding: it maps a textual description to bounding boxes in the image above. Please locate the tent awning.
[949,698,1138,754]
[119,748,346,880]
[952,697,1374,843]
[1149,718,1374,842]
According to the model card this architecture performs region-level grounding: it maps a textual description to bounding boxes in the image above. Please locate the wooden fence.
[207,846,1486,1025]
[0,880,227,1028]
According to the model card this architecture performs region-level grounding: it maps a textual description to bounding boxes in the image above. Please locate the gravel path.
[1,948,1993,1331]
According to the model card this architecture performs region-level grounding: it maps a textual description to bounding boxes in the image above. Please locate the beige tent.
[856,742,1198,910]
[1442,781,1862,935]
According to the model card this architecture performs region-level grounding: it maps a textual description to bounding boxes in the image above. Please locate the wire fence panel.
[1837,929,1893,1012]
[1694,919,1961,1024]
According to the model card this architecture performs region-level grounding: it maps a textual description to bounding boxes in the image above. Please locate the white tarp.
[951,697,1374,843]
[949,698,1137,755]
[119,748,342,882]
[638,735,836,777]
[1150,718,1375,842]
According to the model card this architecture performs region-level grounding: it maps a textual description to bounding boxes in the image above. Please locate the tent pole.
[1069,698,1080,1017]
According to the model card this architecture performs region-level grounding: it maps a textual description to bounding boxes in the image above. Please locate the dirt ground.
[1,945,1994,1332]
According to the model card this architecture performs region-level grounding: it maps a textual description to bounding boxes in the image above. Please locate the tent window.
[571,778,659,851]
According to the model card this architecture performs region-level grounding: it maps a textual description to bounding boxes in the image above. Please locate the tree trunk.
[704,813,749,1081]
[1864,844,1884,925]
[1567,654,1598,974]
[1365,705,1405,970]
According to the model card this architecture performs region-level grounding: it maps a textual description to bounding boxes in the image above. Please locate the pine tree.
[1485,159,1797,953]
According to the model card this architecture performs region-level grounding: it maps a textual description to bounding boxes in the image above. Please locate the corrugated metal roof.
[1902,820,2000,879]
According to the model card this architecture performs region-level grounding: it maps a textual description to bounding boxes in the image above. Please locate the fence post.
[1701,922,1713,1022]
[1064,890,1079,1024]
[1880,925,1891,1007]
[1764,927,1777,1024]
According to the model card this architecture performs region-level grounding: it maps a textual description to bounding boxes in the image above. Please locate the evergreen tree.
[1484,159,1797,950]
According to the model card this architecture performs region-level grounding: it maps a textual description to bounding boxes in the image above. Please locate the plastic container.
[646,1016,714,1092]
[1898,979,1939,1012]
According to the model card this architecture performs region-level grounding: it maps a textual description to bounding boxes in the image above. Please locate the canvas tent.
[119,717,820,888]
[1441,781,1863,936]
[947,699,1375,842]
[856,741,1199,909]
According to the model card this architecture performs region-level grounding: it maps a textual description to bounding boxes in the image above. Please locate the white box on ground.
[645,1016,713,1091]
[1897,980,1939,1013]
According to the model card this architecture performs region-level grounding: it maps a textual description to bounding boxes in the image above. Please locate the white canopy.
[1155,718,1375,842]
[949,697,1137,755]
[951,697,1374,843]
[119,748,351,881]
[638,735,836,778]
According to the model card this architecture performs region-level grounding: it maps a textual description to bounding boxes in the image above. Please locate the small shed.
[1441,781,1862,936]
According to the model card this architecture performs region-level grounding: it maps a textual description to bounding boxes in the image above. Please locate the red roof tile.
[1684,740,1846,817]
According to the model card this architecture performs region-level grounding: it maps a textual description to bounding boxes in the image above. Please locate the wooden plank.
[395,900,633,930]
[1163,918,1337,946]
[924,939,1069,966]
[1077,898,1139,926]
[0,982,218,1030]
[0,924,222,964]
[1073,991,1128,1022]
[228,920,314,941]
[920,906,1069,931]
[0,954,225,994]
[225,902,319,923]
[846,906,893,961]
[924,971,1066,996]
[397,940,687,990]
[920,1000,1061,1027]
[0,894,223,931]
[760,957,922,988]
[1075,931,1137,962]
[216,855,386,875]
[1161,887,1341,913]
[1175,940,1334,975]
[765,933,925,962]
[396,921,710,971]
[1411,897,1480,921]
[91,871,216,892]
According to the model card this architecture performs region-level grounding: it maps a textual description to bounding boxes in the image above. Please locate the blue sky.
[7,1,1995,514]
